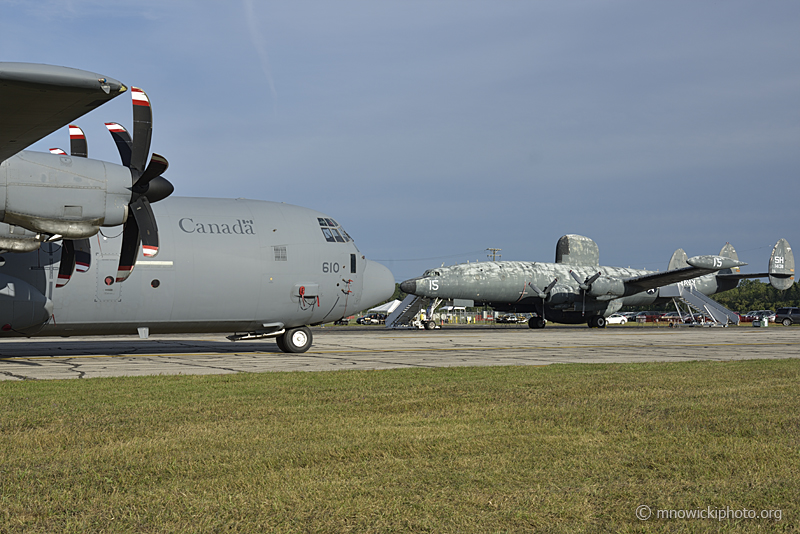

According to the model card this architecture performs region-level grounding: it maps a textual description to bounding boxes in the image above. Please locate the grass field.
[1,359,797,533]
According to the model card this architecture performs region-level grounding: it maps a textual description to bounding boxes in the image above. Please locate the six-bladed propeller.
[51,125,92,288]
[51,87,174,287]
[104,87,174,282]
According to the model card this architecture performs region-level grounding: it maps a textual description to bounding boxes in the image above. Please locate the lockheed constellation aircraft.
[400,234,793,328]
[0,63,394,352]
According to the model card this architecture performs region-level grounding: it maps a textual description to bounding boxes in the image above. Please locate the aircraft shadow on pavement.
[0,340,284,359]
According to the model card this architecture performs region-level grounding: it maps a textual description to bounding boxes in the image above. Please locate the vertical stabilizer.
[668,248,689,271]
[769,239,794,290]
[719,243,740,274]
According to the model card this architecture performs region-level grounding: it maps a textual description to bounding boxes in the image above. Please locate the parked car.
[496,314,520,324]
[660,311,682,322]
[752,310,776,323]
[333,318,350,326]
[775,307,800,326]
[357,313,386,325]
[633,311,663,322]
[606,313,627,325]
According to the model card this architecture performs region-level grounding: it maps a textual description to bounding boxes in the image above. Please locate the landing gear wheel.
[588,315,606,328]
[277,326,313,353]
[528,317,546,329]
[424,321,436,330]
[783,318,792,327]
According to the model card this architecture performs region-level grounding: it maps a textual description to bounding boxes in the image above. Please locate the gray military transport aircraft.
[400,234,794,329]
[0,62,394,352]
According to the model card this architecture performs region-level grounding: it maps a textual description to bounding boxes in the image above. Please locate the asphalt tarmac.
[1,324,798,380]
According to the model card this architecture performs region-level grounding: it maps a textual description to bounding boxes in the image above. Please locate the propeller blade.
[49,148,67,155]
[131,87,153,177]
[528,282,546,299]
[544,278,558,294]
[130,197,159,257]
[74,238,91,272]
[69,125,87,157]
[116,217,141,282]
[137,153,169,189]
[586,272,602,286]
[529,278,558,300]
[105,122,133,167]
[56,240,76,288]
[569,270,588,290]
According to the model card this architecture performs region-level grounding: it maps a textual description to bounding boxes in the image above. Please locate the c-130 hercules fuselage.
[0,197,395,349]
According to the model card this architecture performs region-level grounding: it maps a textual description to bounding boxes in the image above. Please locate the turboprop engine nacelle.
[0,273,53,333]
[0,151,132,238]
[0,222,45,253]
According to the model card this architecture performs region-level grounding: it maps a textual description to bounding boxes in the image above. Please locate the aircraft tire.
[783,318,792,327]
[424,321,436,330]
[595,316,606,328]
[275,334,287,352]
[279,326,313,353]
[528,317,546,329]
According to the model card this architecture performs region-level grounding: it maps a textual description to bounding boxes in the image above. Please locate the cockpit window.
[318,217,352,244]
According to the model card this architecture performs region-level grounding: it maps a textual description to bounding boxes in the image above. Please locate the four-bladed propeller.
[104,87,174,282]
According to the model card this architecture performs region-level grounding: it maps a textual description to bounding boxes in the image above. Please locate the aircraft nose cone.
[400,278,417,294]
[361,260,395,310]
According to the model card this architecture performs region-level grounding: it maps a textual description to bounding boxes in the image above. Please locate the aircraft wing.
[716,272,769,280]
[0,63,127,163]
[622,255,746,293]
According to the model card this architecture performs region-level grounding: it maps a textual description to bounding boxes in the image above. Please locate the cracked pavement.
[0,325,798,380]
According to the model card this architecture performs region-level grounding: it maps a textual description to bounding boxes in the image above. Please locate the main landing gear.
[587,315,606,328]
[276,326,313,353]
[528,317,546,329]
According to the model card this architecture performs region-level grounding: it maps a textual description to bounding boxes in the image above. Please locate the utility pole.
[486,248,501,261]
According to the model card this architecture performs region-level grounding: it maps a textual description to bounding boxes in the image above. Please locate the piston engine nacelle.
[0,273,53,333]
[0,151,132,238]
[587,276,625,299]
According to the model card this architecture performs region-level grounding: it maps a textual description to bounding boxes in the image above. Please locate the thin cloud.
[242,0,278,108]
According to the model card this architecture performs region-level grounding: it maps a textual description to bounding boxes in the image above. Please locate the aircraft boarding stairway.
[385,294,442,329]
[659,285,740,326]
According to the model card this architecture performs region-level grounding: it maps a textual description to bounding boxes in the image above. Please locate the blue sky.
[2,0,798,282]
